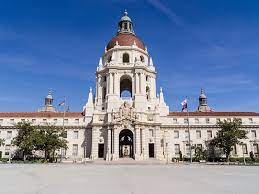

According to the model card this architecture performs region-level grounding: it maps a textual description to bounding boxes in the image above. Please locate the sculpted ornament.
[112,102,138,126]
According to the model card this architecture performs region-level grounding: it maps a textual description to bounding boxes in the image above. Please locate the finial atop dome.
[118,9,134,34]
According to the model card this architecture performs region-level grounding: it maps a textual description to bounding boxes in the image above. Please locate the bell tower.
[93,10,167,114]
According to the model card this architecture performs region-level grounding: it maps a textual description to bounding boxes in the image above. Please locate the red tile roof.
[168,112,259,117]
[0,112,83,118]
[107,33,145,51]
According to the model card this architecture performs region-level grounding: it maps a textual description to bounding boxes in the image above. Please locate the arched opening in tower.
[120,75,132,98]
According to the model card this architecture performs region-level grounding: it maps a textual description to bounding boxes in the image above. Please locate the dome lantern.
[118,10,134,34]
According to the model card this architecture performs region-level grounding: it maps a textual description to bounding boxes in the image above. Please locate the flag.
[181,99,188,111]
[58,100,65,106]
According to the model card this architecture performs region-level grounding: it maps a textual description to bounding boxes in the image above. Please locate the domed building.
[0,11,259,162]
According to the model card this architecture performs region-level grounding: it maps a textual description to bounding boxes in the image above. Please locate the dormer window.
[123,53,129,63]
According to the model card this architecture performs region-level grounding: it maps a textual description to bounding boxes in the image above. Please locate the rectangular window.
[207,130,212,139]
[174,130,179,139]
[5,144,11,156]
[249,118,253,123]
[32,119,36,123]
[216,118,220,123]
[173,118,177,124]
[242,144,248,154]
[7,131,12,139]
[72,144,78,156]
[253,144,259,154]
[196,130,201,139]
[73,131,79,139]
[206,118,210,124]
[63,131,67,138]
[185,130,189,139]
[184,118,188,124]
[43,119,47,123]
[0,119,3,124]
[195,118,199,124]
[53,119,58,123]
[75,119,79,124]
[174,144,180,154]
[10,119,14,124]
[64,119,68,124]
[61,148,66,157]
[251,130,257,138]
[196,144,202,150]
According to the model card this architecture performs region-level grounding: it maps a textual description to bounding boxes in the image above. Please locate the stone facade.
[0,11,259,162]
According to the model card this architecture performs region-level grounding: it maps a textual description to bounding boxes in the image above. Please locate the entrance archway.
[119,129,134,158]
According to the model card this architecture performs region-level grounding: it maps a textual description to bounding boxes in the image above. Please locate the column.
[113,128,119,160]
[135,128,141,160]
[142,128,148,160]
[91,127,98,160]
[110,73,114,94]
[107,73,110,94]
[155,127,162,160]
[106,128,111,161]
[135,73,139,94]
[141,73,146,96]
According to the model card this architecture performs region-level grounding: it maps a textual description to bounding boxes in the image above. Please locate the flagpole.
[186,96,192,164]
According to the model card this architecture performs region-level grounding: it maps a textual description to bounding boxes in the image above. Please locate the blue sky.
[0,0,259,112]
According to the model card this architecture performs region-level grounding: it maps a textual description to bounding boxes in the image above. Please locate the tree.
[209,118,248,162]
[194,146,207,162]
[35,124,68,161]
[12,121,37,161]
[0,138,4,146]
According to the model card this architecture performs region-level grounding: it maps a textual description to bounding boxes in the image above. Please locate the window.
[146,76,149,81]
[207,130,212,139]
[175,144,180,154]
[249,118,253,123]
[53,119,58,123]
[242,144,248,154]
[32,119,36,123]
[7,131,12,139]
[21,119,25,122]
[185,130,189,139]
[10,119,14,124]
[64,119,68,124]
[75,119,79,124]
[216,118,220,123]
[72,144,78,156]
[251,130,257,138]
[122,53,130,63]
[0,119,3,124]
[173,118,177,124]
[206,118,210,124]
[43,119,47,123]
[253,144,259,154]
[63,131,67,138]
[196,130,201,139]
[140,55,145,62]
[61,148,66,157]
[174,130,179,139]
[195,118,199,124]
[232,145,237,155]
[149,129,154,137]
[184,118,188,124]
[73,131,79,139]
[5,145,10,156]
[107,56,112,63]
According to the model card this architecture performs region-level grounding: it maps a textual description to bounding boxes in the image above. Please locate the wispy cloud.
[146,0,184,26]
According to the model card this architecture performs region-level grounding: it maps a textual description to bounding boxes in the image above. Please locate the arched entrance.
[120,75,132,98]
[119,129,134,158]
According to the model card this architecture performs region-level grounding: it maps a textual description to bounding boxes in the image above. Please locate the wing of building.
[0,11,259,161]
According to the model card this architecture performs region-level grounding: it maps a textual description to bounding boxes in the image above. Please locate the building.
[0,11,259,161]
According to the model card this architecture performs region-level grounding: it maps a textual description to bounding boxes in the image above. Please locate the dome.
[106,33,145,51]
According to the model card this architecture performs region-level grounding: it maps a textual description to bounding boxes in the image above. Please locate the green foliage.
[12,121,68,162]
[209,118,248,162]
[0,138,5,146]
[194,146,208,161]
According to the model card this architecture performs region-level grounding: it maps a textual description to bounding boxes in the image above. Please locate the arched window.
[120,75,132,98]
[140,55,145,62]
[146,86,150,100]
[123,53,130,63]
[107,56,112,63]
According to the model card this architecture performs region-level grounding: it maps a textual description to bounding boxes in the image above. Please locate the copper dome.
[106,33,145,51]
